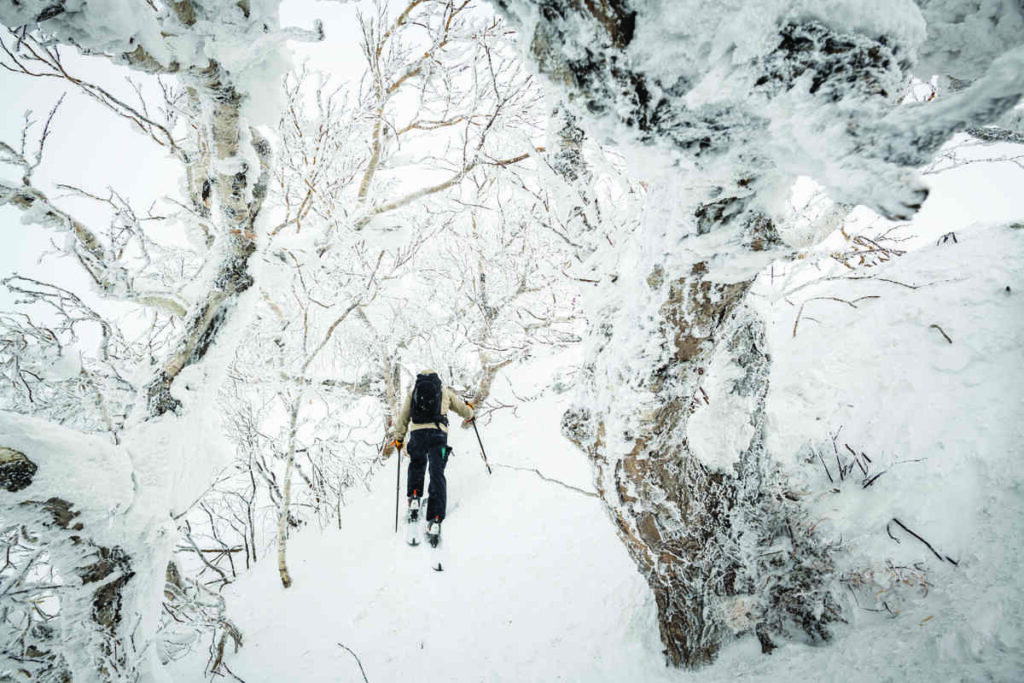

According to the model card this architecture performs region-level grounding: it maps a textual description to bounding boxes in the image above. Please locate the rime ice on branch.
[0,0,320,679]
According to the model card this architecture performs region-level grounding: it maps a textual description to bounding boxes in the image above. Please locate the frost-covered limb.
[354,306,410,434]
[462,192,578,407]
[0,524,68,679]
[357,0,439,202]
[494,2,1024,221]
[0,29,182,151]
[0,182,186,316]
[0,91,63,185]
[923,132,1024,175]
[0,278,145,438]
[0,93,197,324]
[1,0,293,677]
[160,560,243,675]
[360,148,543,226]
[271,68,358,236]
[143,124,270,417]
[276,396,301,589]
[346,0,543,226]
[3,275,116,360]
[354,0,475,203]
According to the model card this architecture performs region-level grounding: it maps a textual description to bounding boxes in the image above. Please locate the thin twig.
[492,462,598,498]
[862,472,885,488]
[891,518,956,565]
[929,324,953,344]
[815,449,834,484]
[844,582,886,613]
[337,642,369,683]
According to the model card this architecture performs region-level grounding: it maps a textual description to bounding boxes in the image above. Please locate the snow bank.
[757,221,1024,679]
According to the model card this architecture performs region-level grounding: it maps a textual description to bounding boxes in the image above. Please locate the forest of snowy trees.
[1,0,1022,681]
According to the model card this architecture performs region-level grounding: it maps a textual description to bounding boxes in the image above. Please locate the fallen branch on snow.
[492,462,599,498]
[890,518,959,566]
[337,642,369,683]
[929,324,953,344]
[792,295,881,337]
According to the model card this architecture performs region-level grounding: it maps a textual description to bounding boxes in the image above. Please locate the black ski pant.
[406,429,450,522]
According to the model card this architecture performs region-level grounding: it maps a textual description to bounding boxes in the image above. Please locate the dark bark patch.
[1,447,37,492]
[755,22,904,102]
[81,546,135,629]
[20,496,85,532]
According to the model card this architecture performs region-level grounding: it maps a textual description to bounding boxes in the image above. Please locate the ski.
[405,497,423,546]
[426,518,443,571]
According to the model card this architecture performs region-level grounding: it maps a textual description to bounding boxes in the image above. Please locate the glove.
[393,438,404,451]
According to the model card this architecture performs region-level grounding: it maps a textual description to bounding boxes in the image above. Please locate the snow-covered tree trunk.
[277,397,301,588]
[0,420,139,679]
[560,195,831,665]
[0,0,311,677]
[495,0,1024,667]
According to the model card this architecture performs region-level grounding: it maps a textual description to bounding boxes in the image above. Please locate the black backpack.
[411,373,447,427]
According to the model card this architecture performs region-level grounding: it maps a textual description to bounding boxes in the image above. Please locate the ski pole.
[394,443,401,533]
[471,421,492,475]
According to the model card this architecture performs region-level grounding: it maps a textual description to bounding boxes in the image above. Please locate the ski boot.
[406,496,423,546]
[426,517,442,548]
[407,496,421,524]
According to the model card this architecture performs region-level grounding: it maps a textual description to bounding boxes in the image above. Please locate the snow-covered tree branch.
[0,0,320,678]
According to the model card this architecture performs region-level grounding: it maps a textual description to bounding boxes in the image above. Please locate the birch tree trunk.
[278,398,302,588]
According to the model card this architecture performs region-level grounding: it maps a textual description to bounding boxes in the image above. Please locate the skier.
[393,370,474,546]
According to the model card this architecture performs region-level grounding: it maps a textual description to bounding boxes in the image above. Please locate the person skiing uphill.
[393,370,474,546]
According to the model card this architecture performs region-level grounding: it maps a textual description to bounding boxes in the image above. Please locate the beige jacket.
[395,384,473,441]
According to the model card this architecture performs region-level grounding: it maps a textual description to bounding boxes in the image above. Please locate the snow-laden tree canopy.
[495,0,1024,224]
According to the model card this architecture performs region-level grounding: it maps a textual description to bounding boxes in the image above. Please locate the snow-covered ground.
[173,350,672,682]
[752,220,1024,682]
[171,211,1023,682]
